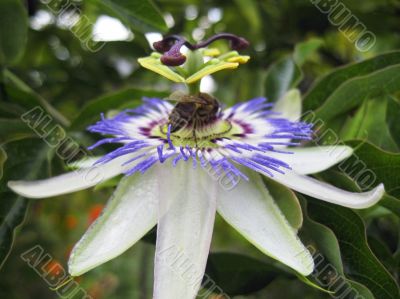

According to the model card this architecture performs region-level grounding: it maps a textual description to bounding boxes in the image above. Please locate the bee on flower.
[8,33,384,299]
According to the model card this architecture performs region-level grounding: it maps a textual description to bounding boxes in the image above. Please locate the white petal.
[154,163,217,299]
[272,89,301,121]
[7,154,137,198]
[271,170,385,209]
[68,167,159,276]
[217,170,314,276]
[271,146,353,175]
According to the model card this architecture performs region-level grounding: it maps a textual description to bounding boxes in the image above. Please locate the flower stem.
[188,81,200,94]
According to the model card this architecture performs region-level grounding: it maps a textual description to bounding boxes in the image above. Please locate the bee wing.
[167,90,188,102]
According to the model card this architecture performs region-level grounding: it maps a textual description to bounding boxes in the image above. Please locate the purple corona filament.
[153,33,250,66]
[87,97,313,181]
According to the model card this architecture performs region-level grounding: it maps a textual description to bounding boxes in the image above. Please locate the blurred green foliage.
[0,0,400,298]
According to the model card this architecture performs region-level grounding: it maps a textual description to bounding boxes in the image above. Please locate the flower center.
[149,118,244,149]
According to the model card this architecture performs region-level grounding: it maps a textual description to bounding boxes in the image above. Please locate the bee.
[168,91,220,132]
[167,91,221,146]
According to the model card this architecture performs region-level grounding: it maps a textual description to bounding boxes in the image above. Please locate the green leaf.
[70,88,167,130]
[205,252,280,296]
[308,201,399,299]
[0,0,28,65]
[0,146,6,180]
[233,0,261,33]
[263,178,303,230]
[367,236,398,275]
[381,193,400,218]
[303,51,400,121]
[300,199,343,274]
[348,280,375,299]
[294,38,324,66]
[0,138,52,269]
[299,196,375,298]
[93,0,168,33]
[3,70,69,126]
[387,96,400,148]
[0,118,36,143]
[342,141,400,198]
[265,57,303,103]
[340,97,398,152]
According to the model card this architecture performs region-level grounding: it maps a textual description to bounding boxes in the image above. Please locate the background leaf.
[3,70,69,126]
[342,141,400,198]
[0,146,6,180]
[0,118,36,143]
[294,38,324,67]
[307,201,399,299]
[304,51,400,112]
[303,52,400,122]
[0,139,52,269]
[205,252,282,296]
[0,0,28,65]
[387,96,400,148]
[264,57,302,102]
[340,97,398,152]
[93,0,168,33]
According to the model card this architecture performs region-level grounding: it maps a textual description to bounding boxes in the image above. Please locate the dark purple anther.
[153,33,250,67]
[160,53,187,66]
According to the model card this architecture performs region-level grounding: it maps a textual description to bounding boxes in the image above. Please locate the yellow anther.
[227,55,250,64]
[203,48,221,57]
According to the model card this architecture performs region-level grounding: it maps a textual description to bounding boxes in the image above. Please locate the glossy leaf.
[0,146,6,180]
[294,38,323,66]
[3,70,69,126]
[233,0,261,33]
[340,97,398,152]
[304,52,400,121]
[308,201,399,299]
[300,198,343,274]
[343,141,400,198]
[304,51,400,112]
[93,0,168,33]
[299,196,375,299]
[0,139,52,268]
[381,194,400,218]
[205,252,282,296]
[0,118,35,143]
[0,0,28,65]
[264,57,303,103]
[387,96,400,148]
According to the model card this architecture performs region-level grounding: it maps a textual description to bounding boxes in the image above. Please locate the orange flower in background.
[45,260,64,276]
[88,204,104,225]
[66,215,78,230]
